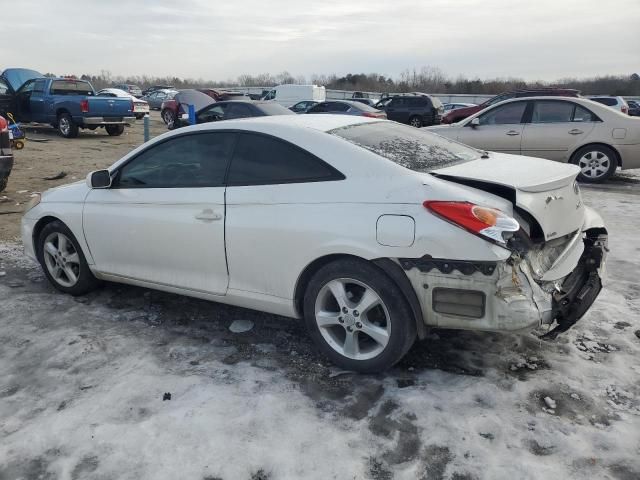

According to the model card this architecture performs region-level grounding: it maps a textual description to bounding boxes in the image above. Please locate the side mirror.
[86,169,111,189]
[469,117,480,128]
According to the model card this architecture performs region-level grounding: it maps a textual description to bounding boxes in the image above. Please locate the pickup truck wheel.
[58,113,79,138]
[105,125,125,136]
[0,176,8,193]
[162,109,177,129]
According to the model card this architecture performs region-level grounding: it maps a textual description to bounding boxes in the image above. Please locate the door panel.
[82,132,235,295]
[456,124,524,154]
[521,101,597,161]
[83,188,228,294]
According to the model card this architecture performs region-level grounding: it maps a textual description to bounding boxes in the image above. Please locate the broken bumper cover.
[399,218,607,335]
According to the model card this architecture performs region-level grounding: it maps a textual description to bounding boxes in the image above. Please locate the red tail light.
[80,99,89,113]
[424,201,519,245]
[130,99,134,112]
[362,112,386,118]
[0,116,7,131]
[622,105,629,114]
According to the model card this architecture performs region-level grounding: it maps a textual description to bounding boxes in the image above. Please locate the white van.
[261,84,326,107]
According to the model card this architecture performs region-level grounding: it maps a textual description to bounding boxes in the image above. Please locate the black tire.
[303,259,417,373]
[408,115,423,128]
[571,145,618,183]
[36,220,101,296]
[105,125,125,136]
[135,113,145,120]
[162,109,177,130]
[0,176,7,193]
[58,113,79,138]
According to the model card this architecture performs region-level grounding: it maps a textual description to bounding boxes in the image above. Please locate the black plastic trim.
[398,256,497,276]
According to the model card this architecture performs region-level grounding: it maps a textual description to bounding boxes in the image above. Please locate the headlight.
[24,193,41,213]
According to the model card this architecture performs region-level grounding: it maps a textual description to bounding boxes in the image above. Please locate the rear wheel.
[572,145,618,183]
[58,113,78,138]
[37,221,101,295]
[303,259,416,373]
[105,125,125,136]
[409,115,422,128]
[0,176,8,193]
[162,109,177,129]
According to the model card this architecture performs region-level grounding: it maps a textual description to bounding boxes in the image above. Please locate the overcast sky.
[5,0,639,82]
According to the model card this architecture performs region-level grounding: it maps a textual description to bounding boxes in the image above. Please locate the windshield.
[330,121,479,171]
[2,68,43,91]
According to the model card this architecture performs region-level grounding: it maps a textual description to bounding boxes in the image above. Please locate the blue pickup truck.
[0,68,134,138]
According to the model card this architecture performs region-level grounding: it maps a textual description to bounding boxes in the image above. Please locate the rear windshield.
[330,121,479,171]
[349,102,379,112]
[590,97,617,106]
[50,80,94,96]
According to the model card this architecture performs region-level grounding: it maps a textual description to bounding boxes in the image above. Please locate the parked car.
[176,100,294,128]
[21,115,607,372]
[0,115,13,193]
[161,89,249,129]
[428,96,640,183]
[377,94,443,127]
[588,96,629,115]
[141,85,175,97]
[289,100,318,113]
[142,89,177,110]
[5,70,134,138]
[305,100,386,118]
[627,100,640,117]
[97,88,149,119]
[442,102,477,113]
[442,88,581,124]
[113,84,143,98]
[262,84,326,107]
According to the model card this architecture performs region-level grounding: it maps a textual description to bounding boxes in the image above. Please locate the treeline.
[43,67,640,96]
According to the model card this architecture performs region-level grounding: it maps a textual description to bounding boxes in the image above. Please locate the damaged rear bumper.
[398,209,607,335]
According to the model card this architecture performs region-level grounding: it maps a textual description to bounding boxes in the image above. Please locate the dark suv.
[442,88,580,124]
[377,94,443,127]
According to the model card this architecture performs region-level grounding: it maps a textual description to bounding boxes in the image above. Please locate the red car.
[161,89,248,129]
[442,88,580,124]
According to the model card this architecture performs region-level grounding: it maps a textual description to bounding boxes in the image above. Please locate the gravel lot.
[1,119,639,479]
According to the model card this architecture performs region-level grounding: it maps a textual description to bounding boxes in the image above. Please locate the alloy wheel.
[578,151,610,180]
[314,278,391,360]
[163,111,174,128]
[42,232,81,287]
[409,117,422,128]
[59,117,70,136]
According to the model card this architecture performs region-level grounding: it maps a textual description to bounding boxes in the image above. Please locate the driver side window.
[479,102,527,125]
[115,133,236,188]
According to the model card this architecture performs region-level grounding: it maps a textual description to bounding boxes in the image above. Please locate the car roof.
[196,113,376,133]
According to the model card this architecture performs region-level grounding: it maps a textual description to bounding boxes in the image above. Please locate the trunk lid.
[433,153,584,241]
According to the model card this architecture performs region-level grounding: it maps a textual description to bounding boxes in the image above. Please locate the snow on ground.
[0,188,639,480]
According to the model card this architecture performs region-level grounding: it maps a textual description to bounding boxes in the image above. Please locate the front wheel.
[409,116,422,128]
[105,125,125,136]
[572,145,618,183]
[37,220,101,295]
[58,113,78,138]
[303,259,416,373]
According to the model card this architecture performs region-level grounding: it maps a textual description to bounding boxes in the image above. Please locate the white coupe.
[21,115,608,372]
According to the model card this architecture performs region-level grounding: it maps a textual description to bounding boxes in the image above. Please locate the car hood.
[1,68,43,92]
[432,152,584,241]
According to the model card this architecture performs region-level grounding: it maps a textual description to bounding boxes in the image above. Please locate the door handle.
[568,129,584,135]
[506,130,520,136]
[195,209,222,221]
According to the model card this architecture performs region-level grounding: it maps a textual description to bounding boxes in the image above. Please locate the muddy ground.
[0,118,639,479]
